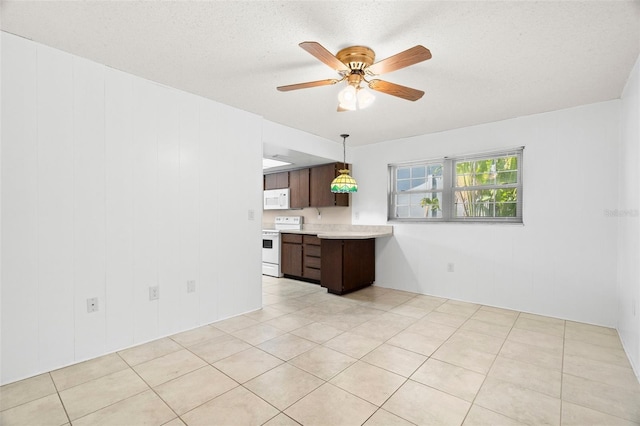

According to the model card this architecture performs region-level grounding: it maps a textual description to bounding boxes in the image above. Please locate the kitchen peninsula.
[278,224,393,295]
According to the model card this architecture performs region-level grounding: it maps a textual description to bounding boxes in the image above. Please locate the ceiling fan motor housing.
[336,46,375,72]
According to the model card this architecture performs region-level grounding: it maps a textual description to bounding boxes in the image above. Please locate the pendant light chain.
[343,134,347,169]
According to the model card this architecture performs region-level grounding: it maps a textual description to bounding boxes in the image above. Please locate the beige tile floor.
[2,276,640,426]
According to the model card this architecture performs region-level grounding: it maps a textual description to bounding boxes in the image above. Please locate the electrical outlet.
[447,263,455,273]
[355,211,360,220]
[87,297,99,313]
[149,286,159,301]
[187,280,196,293]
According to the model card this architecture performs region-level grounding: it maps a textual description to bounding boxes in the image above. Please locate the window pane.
[411,166,426,178]
[410,178,426,190]
[454,189,496,217]
[456,161,473,187]
[410,193,428,218]
[411,193,427,205]
[496,188,518,217]
[410,205,424,217]
[397,167,410,179]
[397,180,411,191]
[396,206,409,218]
[496,202,517,217]
[456,157,519,188]
[396,194,409,205]
[497,171,517,184]
[426,174,443,190]
[496,156,517,171]
[427,164,443,177]
[421,192,442,218]
[496,188,517,202]
[454,188,518,218]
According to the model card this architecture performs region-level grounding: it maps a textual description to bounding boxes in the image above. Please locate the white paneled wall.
[1,32,263,385]
[73,54,107,361]
[198,100,223,324]
[617,54,640,377]
[104,67,135,353]
[1,33,40,383]
[36,43,75,373]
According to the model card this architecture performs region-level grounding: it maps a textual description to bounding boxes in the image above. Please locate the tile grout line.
[247,288,416,424]
[458,309,522,425]
[49,372,72,426]
[113,350,181,424]
[352,298,469,425]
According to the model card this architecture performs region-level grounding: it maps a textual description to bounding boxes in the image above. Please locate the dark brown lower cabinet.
[302,235,322,281]
[281,234,303,277]
[281,233,321,283]
[320,239,375,295]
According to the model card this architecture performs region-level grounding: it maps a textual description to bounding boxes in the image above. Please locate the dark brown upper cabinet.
[310,163,349,207]
[289,168,310,209]
[264,171,289,190]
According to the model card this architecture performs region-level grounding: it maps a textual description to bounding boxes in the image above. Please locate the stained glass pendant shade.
[331,134,358,193]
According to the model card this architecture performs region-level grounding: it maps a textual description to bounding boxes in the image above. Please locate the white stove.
[262,216,303,277]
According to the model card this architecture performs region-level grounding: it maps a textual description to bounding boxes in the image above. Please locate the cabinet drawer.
[304,244,321,257]
[303,235,321,245]
[282,233,303,244]
[304,267,321,281]
[304,255,321,269]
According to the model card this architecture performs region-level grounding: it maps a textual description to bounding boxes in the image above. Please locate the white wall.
[617,54,640,376]
[262,120,345,162]
[353,101,621,327]
[0,32,263,385]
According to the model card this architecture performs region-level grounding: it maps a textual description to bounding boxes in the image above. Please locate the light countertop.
[276,225,393,240]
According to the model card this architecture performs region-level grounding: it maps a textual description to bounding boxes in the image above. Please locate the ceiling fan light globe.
[338,85,357,103]
[357,88,375,109]
[338,101,356,111]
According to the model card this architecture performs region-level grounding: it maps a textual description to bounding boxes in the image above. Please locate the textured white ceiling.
[2,1,639,146]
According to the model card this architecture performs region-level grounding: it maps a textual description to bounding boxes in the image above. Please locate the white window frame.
[388,147,523,223]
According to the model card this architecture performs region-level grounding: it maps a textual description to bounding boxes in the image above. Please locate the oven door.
[262,233,280,265]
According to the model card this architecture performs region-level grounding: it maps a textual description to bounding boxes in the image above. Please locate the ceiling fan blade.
[368,79,425,101]
[277,79,339,92]
[299,41,350,72]
[366,45,432,76]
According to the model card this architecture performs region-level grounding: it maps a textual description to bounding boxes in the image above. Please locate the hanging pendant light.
[331,134,358,193]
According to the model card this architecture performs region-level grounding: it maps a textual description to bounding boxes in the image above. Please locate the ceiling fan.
[277,41,432,111]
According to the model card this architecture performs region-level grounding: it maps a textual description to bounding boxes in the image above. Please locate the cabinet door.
[320,239,375,295]
[310,163,349,207]
[310,163,335,207]
[342,239,375,291]
[281,243,302,276]
[320,239,343,293]
[290,168,310,208]
[276,171,289,189]
[264,171,289,190]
